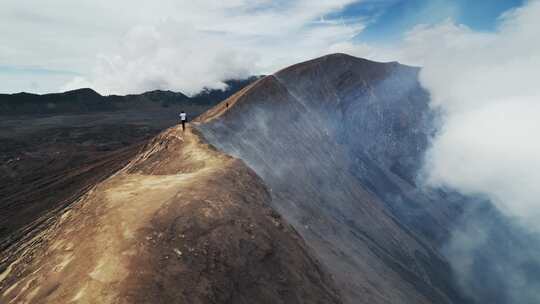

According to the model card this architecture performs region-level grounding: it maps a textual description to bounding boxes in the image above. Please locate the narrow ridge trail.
[0,126,341,304]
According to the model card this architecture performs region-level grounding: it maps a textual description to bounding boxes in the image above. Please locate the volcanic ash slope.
[197,53,471,304]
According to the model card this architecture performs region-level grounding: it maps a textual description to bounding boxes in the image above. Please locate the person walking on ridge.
[179,110,187,131]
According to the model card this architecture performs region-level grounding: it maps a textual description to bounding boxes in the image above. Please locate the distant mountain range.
[0,77,262,116]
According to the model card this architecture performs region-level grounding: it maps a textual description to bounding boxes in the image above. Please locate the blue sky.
[332,0,525,42]
[0,0,528,94]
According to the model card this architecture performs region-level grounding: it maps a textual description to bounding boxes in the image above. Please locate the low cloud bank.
[343,1,540,230]
[59,0,361,95]
[412,1,540,229]
[364,2,540,302]
[62,21,259,96]
[338,2,540,302]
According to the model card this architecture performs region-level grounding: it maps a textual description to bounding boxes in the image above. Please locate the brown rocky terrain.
[0,126,342,303]
[0,110,188,250]
[0,78,259,250]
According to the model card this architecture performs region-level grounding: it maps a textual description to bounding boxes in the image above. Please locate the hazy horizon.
[1,0,525,95]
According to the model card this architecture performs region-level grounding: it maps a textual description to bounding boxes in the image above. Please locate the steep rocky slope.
[198,53,471,304]
[0,126,342,303]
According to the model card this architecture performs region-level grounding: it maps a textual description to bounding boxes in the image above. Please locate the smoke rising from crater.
[385,2,540,303]
[345,0,540,230]
[411,1,540,229]
[319,2,540,302]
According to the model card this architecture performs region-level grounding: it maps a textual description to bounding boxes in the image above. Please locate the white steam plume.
[340,4,540,301]
[413,1,540,229]
[342,1,540,229]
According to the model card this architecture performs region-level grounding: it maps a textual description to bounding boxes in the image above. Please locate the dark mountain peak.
[275,53,417,82]
[141,90,188,98]
[197,54,422,123]
[314,52,407,67]
[318,52,374,63]
[61,88,102,97]
[7,92,39,97]
[198,53,459,304]
[271,55,419,102]
[1,76,260,116]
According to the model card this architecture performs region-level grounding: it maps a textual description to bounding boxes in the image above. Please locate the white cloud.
[334,0,540,229]
[1,0,363,94]
[340,0,540,227]
[335,4,540,300]
[392,1,540,229]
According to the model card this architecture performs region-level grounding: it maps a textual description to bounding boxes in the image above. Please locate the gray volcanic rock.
[198,53,471,304]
